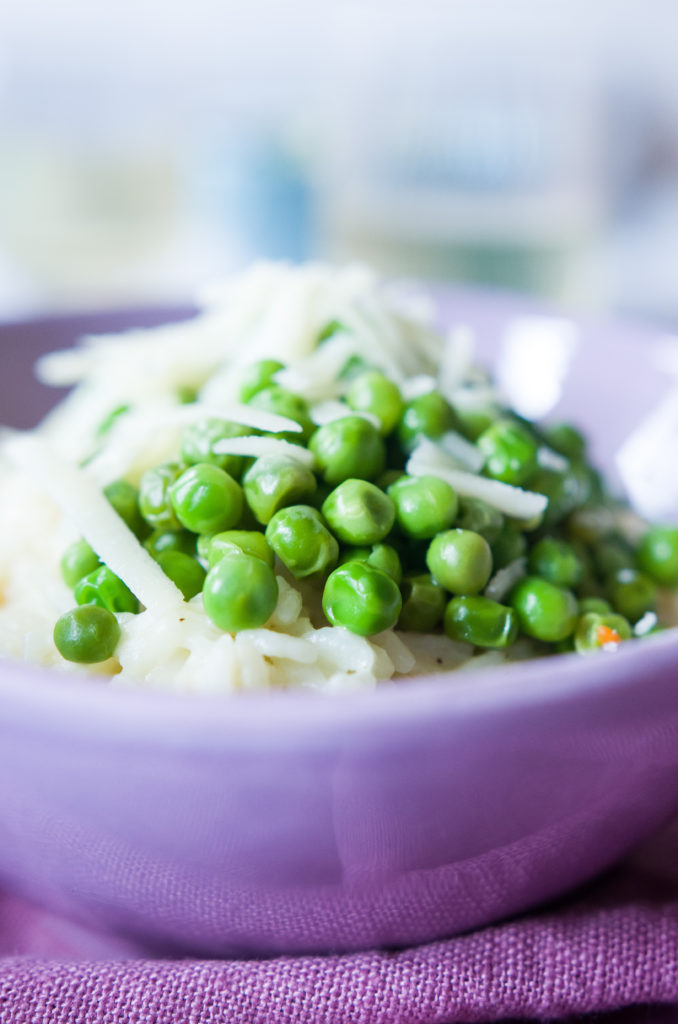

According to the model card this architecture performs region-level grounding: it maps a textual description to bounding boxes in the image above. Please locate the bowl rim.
[2,628,677,750]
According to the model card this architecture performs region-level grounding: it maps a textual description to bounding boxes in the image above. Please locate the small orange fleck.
[597,624,621,646]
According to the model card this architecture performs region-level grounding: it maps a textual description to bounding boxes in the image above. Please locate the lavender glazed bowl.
[1,291,678,958]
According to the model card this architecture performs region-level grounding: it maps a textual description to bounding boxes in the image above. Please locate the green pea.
[235,499,260,531]
[207,530,275,570]
[247,386,314,442]
[575,579,608,601]
[265,505,338,579]
[376,468,405,491]
[528,536,584,588]
[243,455,317,525]
[139,463,183,531]
[529,468,586,527]
[444,596,518,648]
[490,524,527,570]
[322,562,402,636]
[607,567,657,623]
[544,422,586,461]
[104,480,149,540]
[321,479,395,546]
[571,539,595,585]
[366,544,402,583]
[577,462,604,503]
[203,551,279,632]
[505,510,545,534]
[306,480,333,512]
[338,546,370,565]
[309,416,386,485]
[397,391,458,453]
[181,418,253,478]
[593,538,636,577]
[60,539,100,588]
[170,464,243,535]
[144,529,196,560]
[566,505,616,545]
[196,535,212,562]
[346,371,404,436]
[53,606,120,664]
[574,611,632,654]
[384,434,408,474]
[426,529,493,595]
[579,596,612,616]
[510,575,578,642]
[398,574,446,632]
[339,543,402,583]
[455,496,504,544]
[239,359,285,403]
[637,525,678,587]
[477,418,538,486]
[74,565,139,615]
[155,551,206,600]
[455,405,498,442]
[387,474,458,541]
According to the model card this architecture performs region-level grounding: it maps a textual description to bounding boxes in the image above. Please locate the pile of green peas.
[53,347,678,666]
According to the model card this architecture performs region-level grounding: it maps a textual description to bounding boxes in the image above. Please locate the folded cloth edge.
[1,899,678,1024]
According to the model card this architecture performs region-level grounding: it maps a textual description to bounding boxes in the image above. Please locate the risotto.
[0,263,674,693]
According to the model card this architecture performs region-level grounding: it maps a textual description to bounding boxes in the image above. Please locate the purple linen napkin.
[1,825,678,1024]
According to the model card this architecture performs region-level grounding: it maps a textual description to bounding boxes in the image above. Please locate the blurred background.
[1,0,678,323]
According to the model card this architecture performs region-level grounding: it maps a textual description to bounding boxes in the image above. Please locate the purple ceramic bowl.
[1,291,678,958]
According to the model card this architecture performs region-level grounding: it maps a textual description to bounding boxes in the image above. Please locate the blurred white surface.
[0,0,677,318]
[496,317,580,421]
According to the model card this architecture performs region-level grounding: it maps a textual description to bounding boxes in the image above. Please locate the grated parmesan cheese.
[309,401,381,429]
[212,435,315,466]
[407,439,548,519]
[3,434,183,612]
[437,431,485,473]
[274,333,359,401]
[401,376,438,401]
[537,446,569,473]
[484,558,528,603]
[82,401,304,486]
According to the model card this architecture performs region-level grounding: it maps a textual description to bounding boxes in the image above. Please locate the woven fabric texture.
[1,827,678,1024]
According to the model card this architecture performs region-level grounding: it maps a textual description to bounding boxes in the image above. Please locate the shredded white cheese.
[537,446,569,473]
[407,439,548,519]
[634,610,658,637]
[309,401,381,430]
[212,435,315,467]
[82,401,304,486]
[176,402,303,435]
[447,385,499,411]
[3,434,183,612]
[438,325,476,397]
[274,333,359,401]
[484,558,527,603]
[401,375,438,401]
[438,431,485,473]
